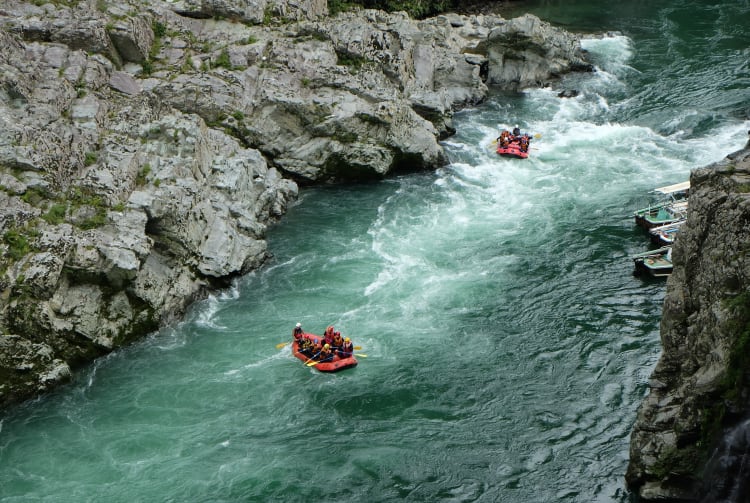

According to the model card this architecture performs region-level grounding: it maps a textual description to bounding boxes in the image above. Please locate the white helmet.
[295,322,301,328]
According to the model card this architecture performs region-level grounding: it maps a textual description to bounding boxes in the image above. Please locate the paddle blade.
[534,133,542,139]
[354,353,368,357]
[306,360,320,366]
[276,342,290,349]
[354,346,362,350]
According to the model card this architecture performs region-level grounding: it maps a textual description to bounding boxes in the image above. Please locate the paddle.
[307,353,367,366]
[303,352,320,365]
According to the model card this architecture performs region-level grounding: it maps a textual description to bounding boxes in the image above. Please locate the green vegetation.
[84,151,98,166]
[263,6,274,25]
[68,186,104,209]
[21,187,50,207]
[152,20,167,38]
[336,51,369,71]
[214,49,233,70]
[136,164,152,186]
[78,210,107,230]
[30,0,81,6]
[142,59,154,75]
[42,204,67,225]
[67,186,108,230]
[3,229,30,261]
[76,82,87,98]
[181,54,195,73]
[328,0,455,18]
[245,35,258,45]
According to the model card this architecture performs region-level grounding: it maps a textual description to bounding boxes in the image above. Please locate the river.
[1,1,749,502]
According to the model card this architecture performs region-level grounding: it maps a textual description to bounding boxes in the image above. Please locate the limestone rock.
[480,13,592,90]
[626,146,750,501]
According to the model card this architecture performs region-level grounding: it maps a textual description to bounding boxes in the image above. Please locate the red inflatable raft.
[496,142,529,159]
[292,333,358,372]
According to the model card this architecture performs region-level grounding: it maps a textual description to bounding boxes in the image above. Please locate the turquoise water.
[1,1,749,502]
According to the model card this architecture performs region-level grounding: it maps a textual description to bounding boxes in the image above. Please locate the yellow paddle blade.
[276,342,290,349]
[534,133,542,139]
[354,346,362,350]
[306,360,320,366]
[354,353,367,357]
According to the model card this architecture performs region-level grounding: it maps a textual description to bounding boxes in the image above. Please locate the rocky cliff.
[626,143,750,501]
[0,0,590,408]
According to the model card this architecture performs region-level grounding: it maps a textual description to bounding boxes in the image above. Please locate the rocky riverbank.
[0,0,590,408]
[626,142,750,501]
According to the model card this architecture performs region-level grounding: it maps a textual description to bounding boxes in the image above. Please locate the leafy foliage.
[331,0,458,18]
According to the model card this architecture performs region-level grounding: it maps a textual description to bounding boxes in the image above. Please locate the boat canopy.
[654,181,690,195]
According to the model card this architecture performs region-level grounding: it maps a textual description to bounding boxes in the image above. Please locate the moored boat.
[291,333,358,372]
[649,220,685,246]
[632,246,673,278]
[633,181,690,229]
